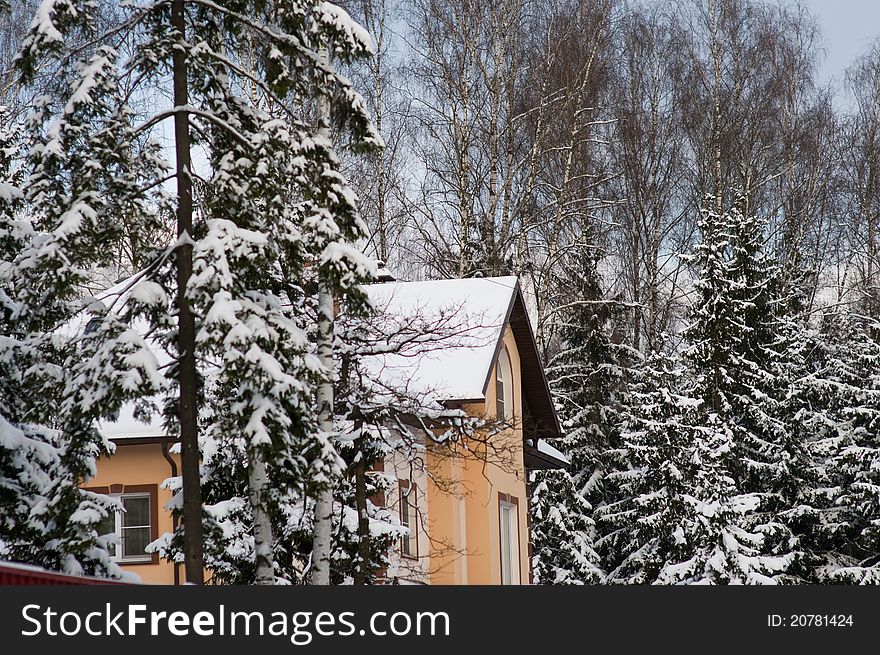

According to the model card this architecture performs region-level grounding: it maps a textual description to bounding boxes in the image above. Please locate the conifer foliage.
[8,0,379,582]
[530,467,603,584]
[0,103,126,577]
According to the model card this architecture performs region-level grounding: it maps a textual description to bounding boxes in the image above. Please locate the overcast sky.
[799,0,880,86]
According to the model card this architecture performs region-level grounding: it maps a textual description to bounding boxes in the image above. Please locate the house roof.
[88,274,563,448]
[363,276,563,441]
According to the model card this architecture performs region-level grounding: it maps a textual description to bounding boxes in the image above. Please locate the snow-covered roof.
[98,402,165,440]
[86,273,562,446]
[363,276,518,402]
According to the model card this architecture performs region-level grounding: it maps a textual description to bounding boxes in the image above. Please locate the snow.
[0,182,21,203]
[362,276,517,402]
[29,0,65,46]
[89,275,519,441]
[65,48,116,115]
[537,439,569,465]
[97,401,165,439]
[314,2,374,53]
[54,273,172,440]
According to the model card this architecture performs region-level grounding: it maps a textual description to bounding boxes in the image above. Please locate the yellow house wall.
[427,325,530,585]
[84,442,180,585]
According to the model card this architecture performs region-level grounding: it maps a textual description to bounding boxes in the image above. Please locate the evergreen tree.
[604,350,794,584]
[682,197,806,582]
[544,250,633,570]
[530,467,604,584]
[0,103,128,577]
[601,353,701,583]
[807,312,880,583]
[658,413,793,584]
[15,0,379,582]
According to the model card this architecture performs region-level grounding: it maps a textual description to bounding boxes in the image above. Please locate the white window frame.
[399,481,419,559]
[498,494,521,585]
[100,492,153,563]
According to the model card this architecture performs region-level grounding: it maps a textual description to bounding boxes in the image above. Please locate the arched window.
[495,345,514,421]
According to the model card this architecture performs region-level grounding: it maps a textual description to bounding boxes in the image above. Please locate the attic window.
[495,345,514,421]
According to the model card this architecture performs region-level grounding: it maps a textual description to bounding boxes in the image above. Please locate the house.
[83,276,567,584]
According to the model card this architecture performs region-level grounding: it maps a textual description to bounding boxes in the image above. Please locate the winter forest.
[2,0,880,586]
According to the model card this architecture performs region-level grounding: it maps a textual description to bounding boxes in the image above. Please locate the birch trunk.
[248,447,275,584]
[310,277,335,585]
[310,63,336,583]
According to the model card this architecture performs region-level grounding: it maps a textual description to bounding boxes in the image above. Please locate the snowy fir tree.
[541,249,634,574]
[545,256,630,495]
[3,0,169,575]
[805,312,880,583]
[529,467,604,584]
[600,353,703,583]
[599,347,800,584]
[0,101,134,577]
[681,196,812,582]
[13,0,380,583]
[655,413,793,585]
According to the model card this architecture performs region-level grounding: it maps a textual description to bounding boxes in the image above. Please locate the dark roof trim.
[524,442,568,470]
[110,436,176,446]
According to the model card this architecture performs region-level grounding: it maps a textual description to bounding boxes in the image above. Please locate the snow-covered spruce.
[681,197,814,582]
[0,104,131,578]
[15,0,380,583]
[805,312,880,582]
[541,250,634,577]
[530,467,603,584]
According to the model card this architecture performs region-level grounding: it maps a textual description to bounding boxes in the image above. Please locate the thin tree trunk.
[374,0,388,262]
[248,448,275,584]
[171,0,204,585]
[353,428,371,585]
[310,277,335,585]
[310,61,336,583]
[709,0,723,212]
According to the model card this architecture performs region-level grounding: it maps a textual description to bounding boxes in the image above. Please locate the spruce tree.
[604,348,793,584]
[544,251,632,572]
[601,353,701,583]
[808,312,880,582]
[15,0,379,582]
[681,197,805,582]
[0,103,130,577]
[530,467,603,584]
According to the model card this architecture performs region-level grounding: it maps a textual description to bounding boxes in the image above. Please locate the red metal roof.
[0,561,127,585]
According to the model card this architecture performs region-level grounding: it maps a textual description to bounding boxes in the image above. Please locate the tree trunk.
[310,277,335,585]
[709,0,724,212]
[248,447,275,585]
[353,428,371,585]
[171,0,204,585]
[373,2,388,263]
[310,57,335,580]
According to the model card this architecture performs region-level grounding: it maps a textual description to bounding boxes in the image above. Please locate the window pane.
[500,505,511,584]
[122,496,150,527]
[122,527,150,558]
[401,486,417,557]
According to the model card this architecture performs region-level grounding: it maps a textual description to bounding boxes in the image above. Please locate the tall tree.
[15,0,379,584]
[0,102,126,578]
[807,312,880,582]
